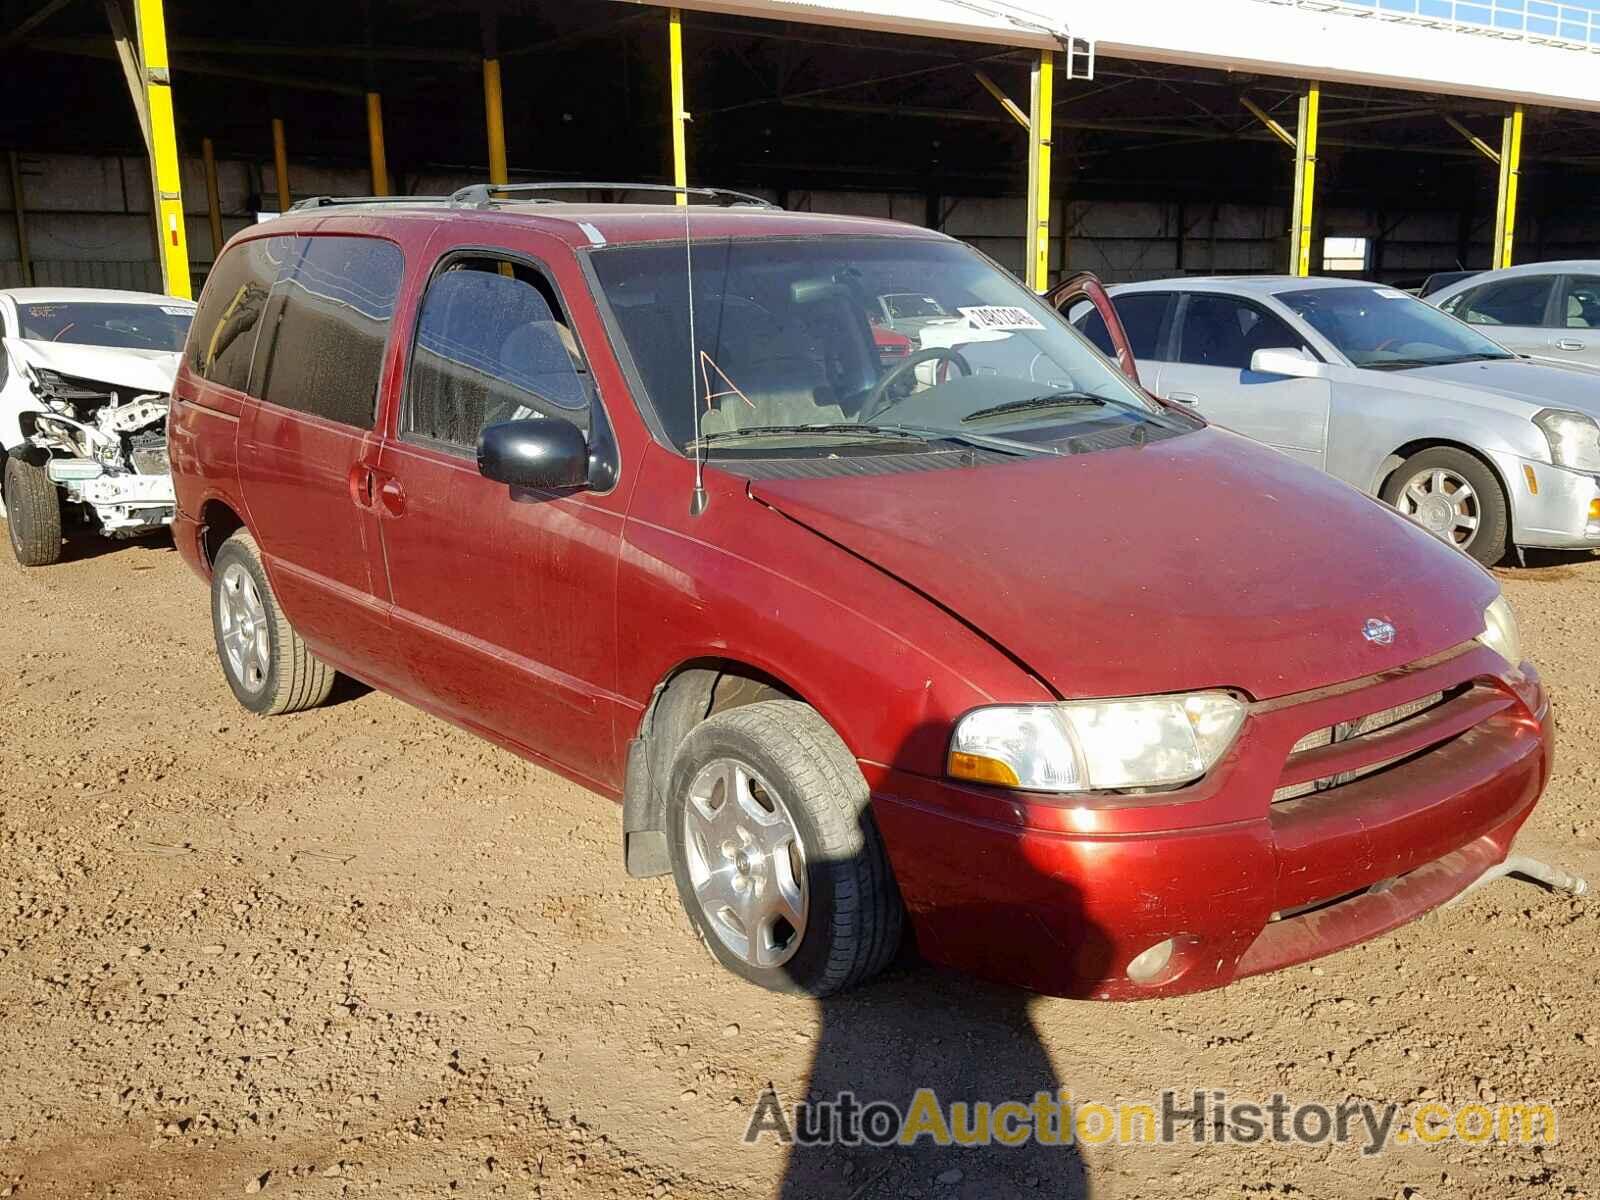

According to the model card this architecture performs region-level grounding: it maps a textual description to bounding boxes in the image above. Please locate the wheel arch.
[1372,437,1513,508]
[197,497,247,575]
[622,657,817,879]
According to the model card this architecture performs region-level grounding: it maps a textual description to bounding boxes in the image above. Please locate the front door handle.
[1167,391,1200,404]
[1556,338,1586,352]
[379,477,407,517]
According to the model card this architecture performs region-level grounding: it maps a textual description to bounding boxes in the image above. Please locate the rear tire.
[211,529,336,715]
[4,450,63,567]
[1381,446,1509,567]
[665,699,903,997]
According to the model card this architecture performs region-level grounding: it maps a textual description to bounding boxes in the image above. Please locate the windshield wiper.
[962,391,1109,424]
[1366,352,1515,371]
[691,421,1041,457]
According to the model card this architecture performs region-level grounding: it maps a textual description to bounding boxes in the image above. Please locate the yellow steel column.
[482,59,508,185]
[271,117,290,213]
[1024,49,1054,293]
[1289,81,1320,278]
[134,0,191,298]
[1493,105,1524,270]
[366,92,389,196]
[669,8,688,205]
[201,136,223,258]
[8,151,32,287]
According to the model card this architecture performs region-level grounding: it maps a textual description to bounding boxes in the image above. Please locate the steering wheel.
[859,347,972,422]
[1372,336,1403,353]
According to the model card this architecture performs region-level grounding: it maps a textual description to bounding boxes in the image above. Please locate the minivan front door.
[373,240,625,790]
[1160,292,1331,471]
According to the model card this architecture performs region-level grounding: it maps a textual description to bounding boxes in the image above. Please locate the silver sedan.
[1427,260,1600,372]
[1076,276,1600,566]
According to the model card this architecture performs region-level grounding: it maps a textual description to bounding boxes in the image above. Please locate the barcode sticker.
[159,305,192,315]
[958,305,1045,331]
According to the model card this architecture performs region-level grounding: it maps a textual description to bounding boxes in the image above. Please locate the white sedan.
[0,287,194,566]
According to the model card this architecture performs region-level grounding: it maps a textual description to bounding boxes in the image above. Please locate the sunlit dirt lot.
[1,530,1596,1199]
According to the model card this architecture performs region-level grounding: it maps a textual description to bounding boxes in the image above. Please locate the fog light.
[1125,938,1176,984]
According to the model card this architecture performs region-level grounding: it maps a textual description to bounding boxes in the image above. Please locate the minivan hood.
[3,337,180,395]
[749,428,1498,702]
[1359,357,1600,419]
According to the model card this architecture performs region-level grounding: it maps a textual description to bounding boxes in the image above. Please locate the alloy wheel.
[217,562,271,694]
[681,757,808,969]
[1395,466,1480,550]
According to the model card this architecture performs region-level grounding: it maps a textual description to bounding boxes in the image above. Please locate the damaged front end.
[11,351,177,537]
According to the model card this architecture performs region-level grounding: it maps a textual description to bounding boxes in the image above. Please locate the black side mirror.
[477,418,590,490]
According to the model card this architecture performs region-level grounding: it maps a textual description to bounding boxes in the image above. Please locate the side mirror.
[1250,347,1325,378]
[477,418,589,490]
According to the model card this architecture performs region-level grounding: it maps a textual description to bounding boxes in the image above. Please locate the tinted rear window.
[188,235,295,392]
[256,235,405,429]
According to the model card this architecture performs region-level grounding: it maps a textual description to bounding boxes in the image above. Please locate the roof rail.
[286,195,451,212]
[446,182,780,210]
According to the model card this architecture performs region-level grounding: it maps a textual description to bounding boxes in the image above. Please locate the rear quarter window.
[187,235,296,392]
[255,235,406,429]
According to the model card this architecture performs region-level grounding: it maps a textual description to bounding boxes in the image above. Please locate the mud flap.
[623,735,671,878]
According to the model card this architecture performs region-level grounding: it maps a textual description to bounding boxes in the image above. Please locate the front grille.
[1272,689,1457,802]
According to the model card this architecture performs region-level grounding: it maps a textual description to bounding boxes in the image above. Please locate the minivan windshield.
[590,237,1183,458]
[17,301,194,351]
[1275,285,1516,370]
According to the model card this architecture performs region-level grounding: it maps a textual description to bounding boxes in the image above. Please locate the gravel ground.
[0,531,1596,1200]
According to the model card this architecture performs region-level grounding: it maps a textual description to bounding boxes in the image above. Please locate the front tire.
[4,451,63,567]
[211,530,336,715]
[1382,447,1509,567]
[665,699,903,997]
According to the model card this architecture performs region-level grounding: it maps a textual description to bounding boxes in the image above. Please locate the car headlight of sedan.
[1477,594,1523,669]
[948,692,1246,793]
[1533,409,1600,473]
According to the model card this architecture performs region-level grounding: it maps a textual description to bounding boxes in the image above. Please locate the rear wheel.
[665,699,903,997]
[1382,447,1508,567]
[211,530,336,715]
[4,451,63,567]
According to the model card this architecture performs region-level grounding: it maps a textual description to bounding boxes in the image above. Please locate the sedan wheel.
[1395,466,1480,549]
[1381,446,1509,567]
[217,561,272,694]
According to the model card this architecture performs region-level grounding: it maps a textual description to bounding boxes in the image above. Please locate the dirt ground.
[0,529,1596,1200]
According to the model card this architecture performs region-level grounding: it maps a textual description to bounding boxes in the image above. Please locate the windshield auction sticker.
[959,306,1046,332]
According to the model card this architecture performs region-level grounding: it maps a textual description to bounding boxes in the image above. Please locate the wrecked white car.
[0,288,194,566]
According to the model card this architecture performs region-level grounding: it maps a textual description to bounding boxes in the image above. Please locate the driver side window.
[1176,296,1307,371]
[403,257,594,451]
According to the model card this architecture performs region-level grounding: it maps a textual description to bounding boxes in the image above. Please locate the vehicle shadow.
[57,527,177,565]
[770,728,1094,1199]
[776,963,1089,1199]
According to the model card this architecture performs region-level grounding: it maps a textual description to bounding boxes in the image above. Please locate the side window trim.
[398,243,620,492]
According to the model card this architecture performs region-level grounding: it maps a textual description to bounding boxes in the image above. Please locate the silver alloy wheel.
[682,757,808,969]
[217,561,271,694]
[1395,466,1481,548]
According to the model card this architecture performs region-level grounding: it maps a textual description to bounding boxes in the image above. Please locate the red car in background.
[166,186,1551,999]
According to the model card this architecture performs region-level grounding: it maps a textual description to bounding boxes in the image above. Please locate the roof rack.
[286,195,450,212]
[446,182,780,210]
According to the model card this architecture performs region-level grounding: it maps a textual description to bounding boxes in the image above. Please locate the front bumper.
[867,644,1551,999]
[1495,452,1600,549]
[57,467,176,534]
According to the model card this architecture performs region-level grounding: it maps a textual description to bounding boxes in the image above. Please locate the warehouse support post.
[1493,105,1523,270]
[1289,81,1319,278]
[1024,49,1054,293]
[133,0,191,299]
[669,8,687,205]
[481,8,508,186]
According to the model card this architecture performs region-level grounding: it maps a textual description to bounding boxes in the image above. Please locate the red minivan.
[167,186,1552,1000]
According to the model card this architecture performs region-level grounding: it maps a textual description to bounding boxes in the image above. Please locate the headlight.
[948,692,1246,793]
[1477,594,1523,668]
[1533,409,1600,473]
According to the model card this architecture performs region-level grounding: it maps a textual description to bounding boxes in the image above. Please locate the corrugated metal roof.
[624,0,1072,49]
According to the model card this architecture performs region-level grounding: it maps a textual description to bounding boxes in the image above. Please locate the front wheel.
[4,451,63,567]
[665,699,903,996]
[1381,447,1509,567]
[210,530,337,715]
